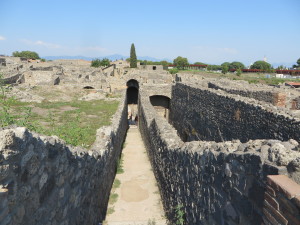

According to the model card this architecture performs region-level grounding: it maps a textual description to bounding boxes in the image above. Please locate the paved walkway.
[104,126,167,225]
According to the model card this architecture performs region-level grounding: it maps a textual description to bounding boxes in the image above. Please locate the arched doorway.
[149,95,171,120]
[126,79,139,125]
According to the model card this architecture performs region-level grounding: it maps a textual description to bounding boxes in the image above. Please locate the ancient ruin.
[1,56,300,224]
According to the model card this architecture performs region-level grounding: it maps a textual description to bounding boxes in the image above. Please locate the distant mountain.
[43,55,171,62]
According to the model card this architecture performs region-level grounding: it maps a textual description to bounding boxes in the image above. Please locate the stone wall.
[208,81,276,104]
[0,92,128,225]
[170,83,300,143]
[138,87,300,225]
[263,175,300,224]
[2,74,24,85]
[207,80,300,110]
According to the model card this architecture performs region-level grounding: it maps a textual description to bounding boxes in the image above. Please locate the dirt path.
[104,126,167,225]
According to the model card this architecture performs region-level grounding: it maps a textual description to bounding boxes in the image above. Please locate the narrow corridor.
[104,126,167,225]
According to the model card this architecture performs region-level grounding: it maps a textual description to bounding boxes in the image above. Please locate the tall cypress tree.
[130,43,137,68]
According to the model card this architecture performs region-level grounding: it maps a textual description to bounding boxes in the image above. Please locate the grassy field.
[178,70,300,85]
[2,98,119,147]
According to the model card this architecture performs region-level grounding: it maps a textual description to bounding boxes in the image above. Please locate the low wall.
[2,74,24,84]
[138,87,300,225]
[0,92,128,225]
[208,81,276,104]
[207,80,300,110]
[170,83,300,143]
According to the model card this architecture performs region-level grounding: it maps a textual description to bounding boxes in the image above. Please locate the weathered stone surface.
[170,83,300,144]
[0,91,128,225]
[138,83,300,225]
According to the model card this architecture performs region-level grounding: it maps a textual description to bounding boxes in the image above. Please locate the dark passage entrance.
[126,79,139,125]
[126,79,139,104]
[127,87,138,104]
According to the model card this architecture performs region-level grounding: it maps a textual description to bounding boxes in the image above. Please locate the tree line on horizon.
[7,50,300,73]
[171,56,300,74]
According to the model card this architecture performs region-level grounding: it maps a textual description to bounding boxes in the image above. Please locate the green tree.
[221,62,230,68]
[222,64,229,74]
[236,68,242,76]
[276,65,285,70]
[250,60,271,71]
[173,56,189,69]
[294,58,300,69]
[100,58,110,67]
[12,51,40,59]
[160,60,170,67]
[130,43,137,68]
[91,59,101,67]
[194,62,206,65]
[207,64,222,71]
[229,61,245,70]
[169,68,179,74]
[91,58,110,67]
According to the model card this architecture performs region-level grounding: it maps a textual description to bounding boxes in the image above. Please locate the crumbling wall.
[138,88,300,225]
[208,82,276,104]
[207,80,300,110]
[170,83,300,143]
[0,92,128,225]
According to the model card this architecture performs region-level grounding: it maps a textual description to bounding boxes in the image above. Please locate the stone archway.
[149,95,171,120]
[126,79,139,125]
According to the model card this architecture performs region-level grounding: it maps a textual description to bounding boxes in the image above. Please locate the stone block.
[266,185,276,197]
[264,192,279,210]
[267,175,300,199]
[263,200,288,225]
[277,193,299,216]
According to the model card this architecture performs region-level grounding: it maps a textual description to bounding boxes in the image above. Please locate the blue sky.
[0,0,299,66]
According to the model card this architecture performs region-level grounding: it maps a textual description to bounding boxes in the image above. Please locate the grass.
[107,207,115,215]
[147,219,156,225]
[117,153,124,174]
[105,177,121,219]
[112,179,121,189]
[5,99,119,147]
[178,70,300,85]
[108,193,118,205]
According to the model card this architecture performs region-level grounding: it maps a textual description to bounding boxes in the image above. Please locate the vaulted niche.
[149,95,171,120]
[83,86,95,89]
[126,79,139,104]
[126,79,139,125]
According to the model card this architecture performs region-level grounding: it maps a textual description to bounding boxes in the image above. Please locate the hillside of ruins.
[1,56,300,225]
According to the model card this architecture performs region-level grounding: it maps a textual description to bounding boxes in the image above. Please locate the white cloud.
[20,39,61,49]
[19,39,110,56]
[35,40,61,49]
[0,36,6,41]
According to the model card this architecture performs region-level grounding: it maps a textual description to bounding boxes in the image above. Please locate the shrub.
[91,59,102,67]
[169,68,179,74]
[12,51,40,59]
[91,58,110,67]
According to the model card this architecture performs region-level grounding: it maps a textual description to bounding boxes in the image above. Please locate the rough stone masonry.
[1,65,300,225]
[139,81,300,225]
[0,91,128,225]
